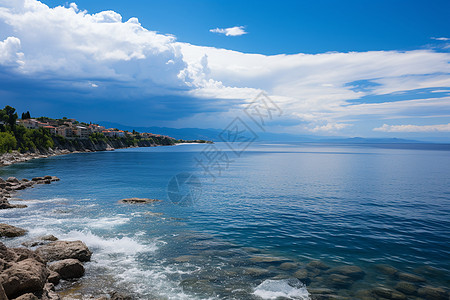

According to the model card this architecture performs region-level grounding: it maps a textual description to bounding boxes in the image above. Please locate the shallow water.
[1,143,449,299]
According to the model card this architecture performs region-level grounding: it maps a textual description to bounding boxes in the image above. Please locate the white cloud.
[431,37,450,41]
[374,123,450,132]
[210,26,247,36]
[0,0,449,134]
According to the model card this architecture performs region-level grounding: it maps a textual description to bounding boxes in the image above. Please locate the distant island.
[0,105,211,165]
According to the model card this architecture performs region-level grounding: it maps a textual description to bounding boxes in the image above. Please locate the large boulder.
[49,259,84,279]
[36,241,92,262]
[6,177,20,184]
[0,223,27,237]
[0,258,49,299]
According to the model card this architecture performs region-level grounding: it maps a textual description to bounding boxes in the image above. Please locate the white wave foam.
[253,279,310,300]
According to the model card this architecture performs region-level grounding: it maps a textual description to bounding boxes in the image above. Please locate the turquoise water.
[1,143,449,299]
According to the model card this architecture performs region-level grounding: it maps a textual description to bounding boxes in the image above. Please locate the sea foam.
[253,279,311,300]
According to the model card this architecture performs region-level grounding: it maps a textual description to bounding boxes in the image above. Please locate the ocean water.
[1,143,449,299]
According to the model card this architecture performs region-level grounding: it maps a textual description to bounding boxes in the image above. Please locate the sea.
[1,142,449,299]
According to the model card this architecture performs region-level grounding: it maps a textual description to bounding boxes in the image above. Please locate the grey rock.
[395,281,417,295]
[375,264,399,276]
[417,286,449,300]
[119,198,161,204]
[327,265,365,280]
[327,273,354,289]
[397,272,426,283]
[307,260,330,270]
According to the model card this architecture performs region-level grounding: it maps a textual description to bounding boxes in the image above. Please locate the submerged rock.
[306,260,330,271]
[249,256,287,263]
[375,264,399,276]
[0,223,27,237]
[417,286,449,300]
[49,258,84,279]
[327,265,365,280]
[395,281,417,295]
[119,198,161,204]
[36,240,92,262]
[327,273,353,289]
[397,272,426,283]
[372,287,406,300]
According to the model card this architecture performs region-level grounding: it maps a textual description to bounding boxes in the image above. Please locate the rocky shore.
[0,176,133,300]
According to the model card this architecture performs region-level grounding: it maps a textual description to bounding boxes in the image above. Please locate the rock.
[327,265,365,280]
[306,260,330,270]
[21,178,30,182]
[109,291,133,300]
[50,176,60,182]
[13,293,39,300]
[36,240,92,262]
[11,248,45,264]
[417,286,449,300]
[395,281,417,295]
[0,258,49,299]
[279,262,298,270]
[43,176,52,180]
[7,177,20,184]
[397,272,426,283]
[293,269,309,280]
[0,223,27,237]
[0,178,5,183]
[242,267,269,277]
[40,235,58,242]
[49,258,84,279]
[249,256,287,263]
[372,287,407,300]
[327,274,353,289]
[31,177,43,182]
[173,255,197,262]
[119,198,161,204]
[375,264,399,276]
[0,284,7,300]
[43,179,51,184]
[47,270,60,285]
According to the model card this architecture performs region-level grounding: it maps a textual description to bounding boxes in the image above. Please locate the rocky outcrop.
[0,176,60,211]
[36,241,92,262]
[49,259,84,280]
[0,223,27,238]
[119,198,161,204]
[1,235,93,300]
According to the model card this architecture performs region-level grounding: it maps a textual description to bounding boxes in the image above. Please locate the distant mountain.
[97,122,427,144]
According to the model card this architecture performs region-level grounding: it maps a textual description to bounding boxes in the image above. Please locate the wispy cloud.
[431,37,450,41]
[374,123,450,132]
[210,26,247,36]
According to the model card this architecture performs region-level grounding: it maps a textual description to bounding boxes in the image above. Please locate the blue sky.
[1,0,450,140]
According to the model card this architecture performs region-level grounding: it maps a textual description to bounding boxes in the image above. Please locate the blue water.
[1,143,449,299]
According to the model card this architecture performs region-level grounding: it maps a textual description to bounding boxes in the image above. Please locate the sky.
[0,0,450,140]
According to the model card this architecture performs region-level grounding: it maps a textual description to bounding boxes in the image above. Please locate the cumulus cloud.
[0,0,450,134]
[210,26,247,36]
[374,123,450,133]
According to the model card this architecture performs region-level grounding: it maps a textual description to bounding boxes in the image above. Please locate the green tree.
[0,132,17,153]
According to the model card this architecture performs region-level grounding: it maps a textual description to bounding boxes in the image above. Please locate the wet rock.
[242,267,269,277]
[279,262,298,270]
[43,176,52,180]
[119,198,161,204]
[0,258,49,299]
[327,265,365,280]
[50,176,60,182]
[7,177,20,184]
[36,240,92,262]
[397,272,426,283]
[306,260,330,270]
[14,293,39,300]
[40,235,58,242]
[395,281,417,295]
[327,274,353,289]
[375,264,399,276]
[417,286,449,300]
[0,223,27,237]
[372,287,407,300]
[11,248,45,264]
[49,258,84,279]
[47,270,60,285]
[249,255,287,263]
[293,269,309,280]
[31,177,43,182]
[110,291,133,300]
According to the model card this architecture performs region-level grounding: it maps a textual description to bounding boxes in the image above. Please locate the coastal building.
[19,119,40,129]
[75,126,90,138]
[43,125,57,135]
[56,126,73,138]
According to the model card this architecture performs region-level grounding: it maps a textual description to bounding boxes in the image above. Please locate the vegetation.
[0,105,180,154]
